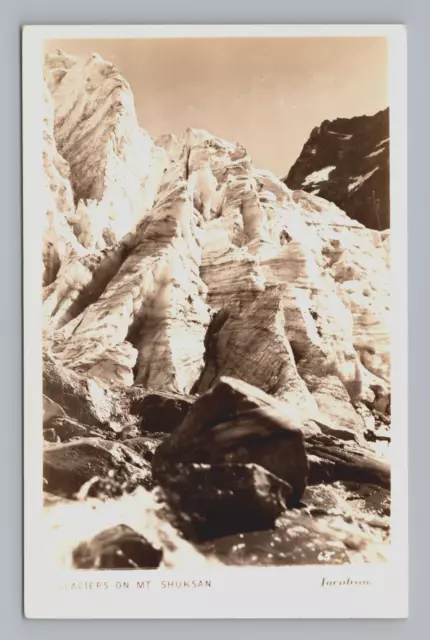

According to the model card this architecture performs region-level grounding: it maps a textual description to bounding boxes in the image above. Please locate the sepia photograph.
[23,25,407,618]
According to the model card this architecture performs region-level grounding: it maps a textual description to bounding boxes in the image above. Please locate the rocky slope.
[284,109,390,230]
[40,51,391,570]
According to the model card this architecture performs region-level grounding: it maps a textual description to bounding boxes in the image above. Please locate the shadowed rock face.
[40,51,391,569]
[129,391,194,433]
[284,109,389,230]
[156,462,294,542]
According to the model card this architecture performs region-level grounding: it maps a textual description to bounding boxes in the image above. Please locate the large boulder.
[129,390,194,434]
[157,462,293,541]
[153,376,309,504]
[284,109,389,230]
[72,524,163,569]
[43,438,151,498]
[43,354,116,427]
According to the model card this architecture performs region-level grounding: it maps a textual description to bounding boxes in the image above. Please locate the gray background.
[0,0,426,635]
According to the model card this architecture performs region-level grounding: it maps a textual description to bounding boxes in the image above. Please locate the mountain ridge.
[284,108,389,230]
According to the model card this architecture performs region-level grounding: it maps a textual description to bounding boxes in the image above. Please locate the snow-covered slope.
[45,51,167,248]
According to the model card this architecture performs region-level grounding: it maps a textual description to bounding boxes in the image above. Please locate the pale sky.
[45,37,388,176]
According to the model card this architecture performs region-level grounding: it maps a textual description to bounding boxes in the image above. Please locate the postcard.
[23,24,408,618]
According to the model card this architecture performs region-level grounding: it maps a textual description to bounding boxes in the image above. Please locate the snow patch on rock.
[303,166,336,187]
[348,167,380,193]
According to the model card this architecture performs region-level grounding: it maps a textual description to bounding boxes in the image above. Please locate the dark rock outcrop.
[284,109,389,230]
[129,391,194,434]
[153,377,309,504]
[72,524,163,569]
[157,462,293,542]
[43,354,116,428]
[43,438,151,498]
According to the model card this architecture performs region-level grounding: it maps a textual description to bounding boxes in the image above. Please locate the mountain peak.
[284,109,389,230]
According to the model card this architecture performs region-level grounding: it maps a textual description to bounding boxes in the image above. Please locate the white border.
[23,24,408,619]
